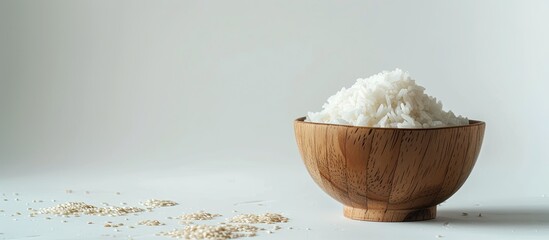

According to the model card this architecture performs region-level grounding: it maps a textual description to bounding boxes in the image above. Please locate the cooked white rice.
[306,69,468,128]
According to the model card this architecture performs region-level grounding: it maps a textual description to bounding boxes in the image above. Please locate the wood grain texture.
[294,117,485,222]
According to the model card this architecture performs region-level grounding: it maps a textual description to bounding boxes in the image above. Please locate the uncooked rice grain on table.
[36,202,144,217]
[227,213,289,224]
[138,219,165,226]
[179,211,222,221]
[158,224,259,240]
[142,199,178,208]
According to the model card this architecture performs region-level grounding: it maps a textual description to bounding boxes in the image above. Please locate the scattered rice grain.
[179,211,222,221]
[142,199,178,208]
[37,202,144,217]
[159,224,259,239]
[227,213,289,224]
[138,220,165,226]
[104,223,124,228]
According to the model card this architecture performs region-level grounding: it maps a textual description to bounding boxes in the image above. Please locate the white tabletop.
[1,155,548,240]
[2,0,549,239]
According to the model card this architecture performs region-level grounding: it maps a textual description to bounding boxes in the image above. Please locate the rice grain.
[306,69,468,128]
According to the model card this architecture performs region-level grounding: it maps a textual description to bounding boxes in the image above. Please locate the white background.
[1,0,548,239]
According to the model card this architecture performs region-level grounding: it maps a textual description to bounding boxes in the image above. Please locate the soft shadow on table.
[426,206,549,227]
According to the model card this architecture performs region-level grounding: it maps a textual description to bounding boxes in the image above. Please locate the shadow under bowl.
[294,117,485,222]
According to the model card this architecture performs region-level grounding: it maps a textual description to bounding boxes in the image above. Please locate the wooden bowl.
[294,117,485,222]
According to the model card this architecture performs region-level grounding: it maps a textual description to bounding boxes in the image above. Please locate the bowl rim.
[295,117,485,130]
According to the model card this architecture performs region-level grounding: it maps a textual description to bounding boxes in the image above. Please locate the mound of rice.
[306,69,468,128]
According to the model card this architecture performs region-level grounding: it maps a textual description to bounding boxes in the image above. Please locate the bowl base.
[343,206,436,222]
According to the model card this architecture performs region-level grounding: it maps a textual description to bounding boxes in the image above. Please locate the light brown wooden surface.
[294,117,485,222]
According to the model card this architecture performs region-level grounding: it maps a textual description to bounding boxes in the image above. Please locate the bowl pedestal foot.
[343,206,436,222]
